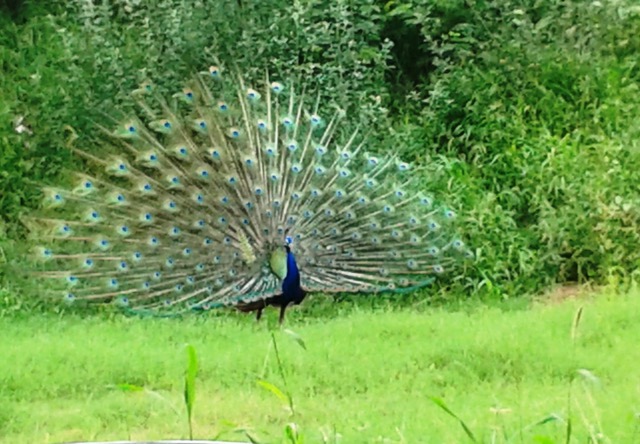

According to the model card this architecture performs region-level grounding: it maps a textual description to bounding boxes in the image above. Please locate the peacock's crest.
[25,62,473,318]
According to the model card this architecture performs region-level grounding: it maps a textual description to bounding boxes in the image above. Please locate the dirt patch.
[533,283,597,306]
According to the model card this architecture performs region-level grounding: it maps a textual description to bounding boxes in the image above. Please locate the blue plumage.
[236,245,306,323]
[282,248,302,301]
[279,246,307,319]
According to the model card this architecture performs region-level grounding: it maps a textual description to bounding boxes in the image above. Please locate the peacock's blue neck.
[281,250,305,304]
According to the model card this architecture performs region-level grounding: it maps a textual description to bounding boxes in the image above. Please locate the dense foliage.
[1,0,639,300]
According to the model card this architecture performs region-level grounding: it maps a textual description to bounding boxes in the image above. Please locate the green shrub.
[1,0,639,302]
[382,0,640,296]
[0,0,392,236]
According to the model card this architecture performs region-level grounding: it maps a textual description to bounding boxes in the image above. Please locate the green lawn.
[1,291,639,443]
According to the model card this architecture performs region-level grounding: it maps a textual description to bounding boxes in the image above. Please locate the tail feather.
[26,60,473,314]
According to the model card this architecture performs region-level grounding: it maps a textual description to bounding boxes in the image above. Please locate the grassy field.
[1,289,639,443]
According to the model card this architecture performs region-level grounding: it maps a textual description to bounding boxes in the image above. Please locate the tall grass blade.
[565,416,572,444]
[571,305,584,343]
[257,379,289,404]
[520,413,563,437]
[114,383,145,392]
[271,332,295,416]
[184,343,198,440]
[533,436,556,444]
[284,329,307,351]
[285,422,302,444]
[565,388,573,444]
[427,395,478,442]
[244,431,263,443]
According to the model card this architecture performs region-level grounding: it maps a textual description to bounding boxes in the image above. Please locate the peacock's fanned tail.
[26,63,473,314]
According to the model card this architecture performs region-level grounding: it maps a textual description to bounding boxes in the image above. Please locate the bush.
[0,0,392,236]
[1,0,639,300]
[382,0,640,296]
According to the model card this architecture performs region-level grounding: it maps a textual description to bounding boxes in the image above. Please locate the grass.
[0,289,639,443]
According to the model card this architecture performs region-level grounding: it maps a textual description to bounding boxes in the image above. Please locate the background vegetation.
[2,0,639,301]
[1,2,640,443]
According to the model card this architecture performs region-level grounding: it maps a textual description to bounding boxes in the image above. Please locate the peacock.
[26,62,472,323]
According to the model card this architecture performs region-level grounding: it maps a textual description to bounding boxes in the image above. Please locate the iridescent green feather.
[269,249,288,281]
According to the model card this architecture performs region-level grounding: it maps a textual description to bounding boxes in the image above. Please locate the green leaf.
[427,395,478,443]
[184,343,198,440]
[257,379,288,404]
[114,383,145,392]
[285,423,302,444]
[284,329,307,351]
[519,413,563,437]
[571,305,584,343]
[533,435,557,444]
[245,431,263,444]
[565,416,572,444]
[576,368,601,387]
[529,414,562,428]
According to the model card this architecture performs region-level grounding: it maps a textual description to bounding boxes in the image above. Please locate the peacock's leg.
[256,308,263,322]
[278,304,288,324]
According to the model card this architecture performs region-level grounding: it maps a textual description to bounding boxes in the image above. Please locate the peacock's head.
[284,232,293,253]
